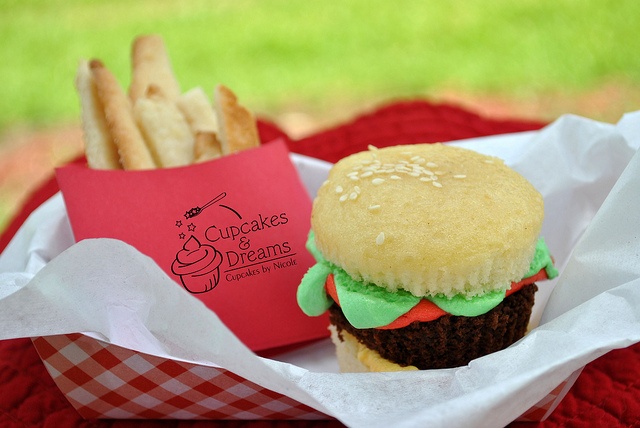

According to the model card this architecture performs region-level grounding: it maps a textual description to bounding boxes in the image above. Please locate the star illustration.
[187,223,196,232]
[179,232,186,240]
[175,220,183,228]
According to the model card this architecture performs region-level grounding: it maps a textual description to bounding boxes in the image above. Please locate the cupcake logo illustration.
[172,191,240,294]
[171,236,223,294]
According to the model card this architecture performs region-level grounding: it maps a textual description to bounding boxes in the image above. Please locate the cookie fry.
[129,34,181,102]
[176,87,219,133]
[90,60,156,170]
[133,85,195,167]
[74,60,121,169]
[194,131,223,162]
[214,84,260,155]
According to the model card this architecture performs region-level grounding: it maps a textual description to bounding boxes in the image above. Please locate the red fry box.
[55,140,329,354]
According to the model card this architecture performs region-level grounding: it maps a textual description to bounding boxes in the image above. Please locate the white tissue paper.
[1,111,640,428]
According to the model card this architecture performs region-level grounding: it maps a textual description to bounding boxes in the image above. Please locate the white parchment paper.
[1,111,640,428]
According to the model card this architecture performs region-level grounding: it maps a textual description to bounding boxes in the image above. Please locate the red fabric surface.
[1,99,638,427]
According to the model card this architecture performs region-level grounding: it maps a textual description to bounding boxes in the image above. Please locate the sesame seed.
[426,162,438,168]
[350,175,359,181]
[339,194,348,202]
[390,175,401,180]
[360,171,373,177]
[419,177,431,182]
[368,204,381,211]
[335,185,344,193]
[376,232,385,245]
[432,181,443,188]
[349,192,358,200]
[372,178,385,185]
[453,174,467,179]
[354,186,361,193]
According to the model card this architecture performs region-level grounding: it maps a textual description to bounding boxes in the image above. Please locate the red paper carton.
[56,140,329,353]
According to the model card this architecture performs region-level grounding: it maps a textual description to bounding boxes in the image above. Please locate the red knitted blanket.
[1,100,638,427]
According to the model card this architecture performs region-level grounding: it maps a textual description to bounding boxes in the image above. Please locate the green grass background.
[1,0,639,136]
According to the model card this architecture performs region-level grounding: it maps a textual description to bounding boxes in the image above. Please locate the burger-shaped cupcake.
[297,143,558,372]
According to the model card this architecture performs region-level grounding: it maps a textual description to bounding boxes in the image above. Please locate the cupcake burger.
[297,143,558,371]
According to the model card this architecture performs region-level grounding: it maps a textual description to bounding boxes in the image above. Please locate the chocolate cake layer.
[329,284,538,370]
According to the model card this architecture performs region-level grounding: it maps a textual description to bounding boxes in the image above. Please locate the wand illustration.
[184,192,227,219]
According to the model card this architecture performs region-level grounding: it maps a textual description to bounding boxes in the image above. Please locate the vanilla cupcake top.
[311,143,544,298]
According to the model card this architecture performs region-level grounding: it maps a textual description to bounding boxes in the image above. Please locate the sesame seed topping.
[426,162,438,168]
[339,194,348,202]
[419,177,431,182]
[453,174,467,179]
[360,171,373,177]
[432,181,443,188]
[372,178,385,185]
[349,192,358,200]
[390,175,401,180]
[368,204,381,210]
[376,232,385,245]
[335,185,344,193]
[354,185,361,193]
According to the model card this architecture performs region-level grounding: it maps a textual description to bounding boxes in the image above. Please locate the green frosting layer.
[528,237,559,279]
[333,268,420,328]
[296,230,558,329]
[427,291,505,317]
[296,263,333,316]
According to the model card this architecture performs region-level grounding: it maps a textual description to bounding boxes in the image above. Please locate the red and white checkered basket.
[32,333,582,422]
[32,334,328,420]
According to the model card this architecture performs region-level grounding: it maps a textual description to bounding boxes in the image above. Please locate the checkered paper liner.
[31,333,582,422]
[32,334,329,420]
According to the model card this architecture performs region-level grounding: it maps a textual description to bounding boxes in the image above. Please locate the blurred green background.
[2,0,639,135]
[1,0,640,230]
